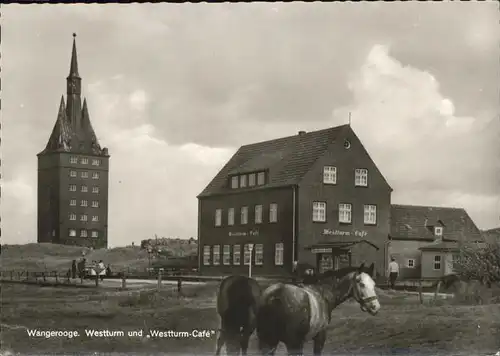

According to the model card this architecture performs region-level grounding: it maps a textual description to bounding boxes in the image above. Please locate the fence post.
[54,271,59,284]
[177,277,182,296]
[10,271,13,281]
[157,269,162,292]
[433,280,442,304]
[121,273,126,290]
[43,272,46,282]
[418,280,423,304]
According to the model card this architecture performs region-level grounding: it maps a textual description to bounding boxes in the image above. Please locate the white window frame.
[243,244,251,265]
[69,170,77,178]
[81,171,89,179]
[92,159,101,166]
[81,185,88,193]
[434,227,443,236]
[241,206,248,225]
[70,156,78,164]
[255,244,263,265]
[80,158,89,164]
[215,209,222,227]
[339,203,352,224]
[92,172,100,180]
[407,259,415,268]
[433,255,442,270]
[213,245,221,265]
[363,204,377,225]
[257,172,265,185]
[92,215,99,222]
[69,199,76,206]
[80,229,88,237]
[255,205,263,224]
[92,186,99,194]
[91,231,99,238]
[274,243,284,266]
[248,173,256,187]
[69,213,77,221]
[80,200,88,207]
[269,203,278,223]
[312,202,326,222]
[231,176,239,189]
[203,246,211,265]
[92,200,99,208]
[355,168,368,187]
[233,245,241,265]
[69,184,76,192]
[223,245,230,265]
[69,229,76,237]
[80,214,88,222]
[227,208,235,226]
[323,166,337,184]
[240,175,247,188]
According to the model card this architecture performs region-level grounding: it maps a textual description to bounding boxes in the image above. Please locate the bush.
[453,240,500,286]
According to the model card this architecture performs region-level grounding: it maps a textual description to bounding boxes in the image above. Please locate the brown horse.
[256,263,380,356]
[215,275,262,356]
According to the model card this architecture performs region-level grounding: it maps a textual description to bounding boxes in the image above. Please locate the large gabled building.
[197,124,393,277]
[37,34,110,248]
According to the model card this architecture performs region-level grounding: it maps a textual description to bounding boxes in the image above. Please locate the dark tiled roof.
[482,227,500,241]
[390,204,482,242]
[419,240,459,252]
[198,125,350,197]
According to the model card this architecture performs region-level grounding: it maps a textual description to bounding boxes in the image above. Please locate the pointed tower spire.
[69,33,80,78]
[40,95,74,154]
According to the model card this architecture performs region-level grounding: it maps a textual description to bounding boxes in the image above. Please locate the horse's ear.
[357,263,365,273]
[368,263,375,277]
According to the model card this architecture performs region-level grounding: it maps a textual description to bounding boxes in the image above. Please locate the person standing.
[98,260,106,281]
[71,260,77,279]
[388,257,399,290]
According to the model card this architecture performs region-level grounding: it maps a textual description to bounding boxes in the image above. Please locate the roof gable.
[390,204,482,242]
[198,125,349,197]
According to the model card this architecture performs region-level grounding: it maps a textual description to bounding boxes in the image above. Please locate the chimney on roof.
[298,131,306,136]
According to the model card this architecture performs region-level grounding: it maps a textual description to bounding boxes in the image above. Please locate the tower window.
[81,185,88,193]
[92,172,100,180]
[69,199,76,206]
[80,158,89,164]
[69,185,77,192]
[92,159,101,166]
[80,229,88,237]
[69,229,76,237]
[92,215,99,222]
[69,213,77,221]
[92,186,99,194]
[80,214,88,222]
[69,170,77,178]
[70,156,78,164]
[81,171,89,179]
[91,231,99,238]
[92,200,99,208]
[80,200,88,207]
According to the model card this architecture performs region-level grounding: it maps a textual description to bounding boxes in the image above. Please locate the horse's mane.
[314,264,375,284]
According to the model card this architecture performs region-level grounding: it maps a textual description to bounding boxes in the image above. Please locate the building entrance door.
[319,254,334,273]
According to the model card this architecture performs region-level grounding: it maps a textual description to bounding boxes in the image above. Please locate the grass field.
[1,282,499,355]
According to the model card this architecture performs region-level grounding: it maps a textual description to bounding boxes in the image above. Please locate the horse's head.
[350,263,380,315]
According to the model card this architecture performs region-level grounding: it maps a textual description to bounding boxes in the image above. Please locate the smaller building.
[389,204,482,280]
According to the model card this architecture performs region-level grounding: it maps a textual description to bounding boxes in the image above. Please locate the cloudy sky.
[2,3,499,247]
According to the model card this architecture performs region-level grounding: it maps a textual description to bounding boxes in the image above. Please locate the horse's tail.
[256,293,283,353]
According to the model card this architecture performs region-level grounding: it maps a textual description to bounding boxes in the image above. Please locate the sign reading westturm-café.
[322,229,368,238]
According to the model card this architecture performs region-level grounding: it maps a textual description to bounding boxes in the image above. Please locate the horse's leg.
[258,337,278,356]
[313,330,327,356]
[285,340,304,356]
[240,326,254,356]
[214,320,225,356]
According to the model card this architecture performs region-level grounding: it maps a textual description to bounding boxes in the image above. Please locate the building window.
[92,215,99,222]
[233,245,241,265]
[92,200,99,208]
[80,200,88,207]
[80,158,89,164]
[203,246,211,265]
[81,171,89,179]
[69,184,77,192]
[275,243,284,266]
[223,245,230,265]
[70,156,78,164]
[433,255,442,270]
[241,206,248,225]
[213,245,221,265]
[312,202,326,222]
[92,159,101,166]
[69,213,77,221]
[69,170,77,178]
[255,244,263,265]
[240,175,247,188]
[363,205,377,225]
[81,185,88,193]
[248,173,256,187]
[69,199,76,206]
[255,205,263,224]
[92,172,100,180]
[355,168,368,187]
[69,229,76,237]
[269,203,278,223]
[215,209,222,227]
[244,244,251,265]
[339,203,352,224]
[231,176,239,189]
[91,231,99,238]
[323,166,337,184]
[407,259,415,268]
[92,186,99,194]
[227,208,235,226]
[434,227,443,236]
[257,172,265,185]
[80,229,87,237]
[80,214,88,222]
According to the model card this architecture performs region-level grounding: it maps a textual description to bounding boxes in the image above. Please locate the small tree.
[453,240,500,285]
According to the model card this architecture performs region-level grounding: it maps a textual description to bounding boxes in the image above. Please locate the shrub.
[453,240,500,286]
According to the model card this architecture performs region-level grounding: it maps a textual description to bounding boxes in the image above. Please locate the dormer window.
[248,173,256,187]
[257,172,265,185]
[240,175,247,188]
[230,171,266,189]
[434,227,443,236]
[231,176,238,189]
